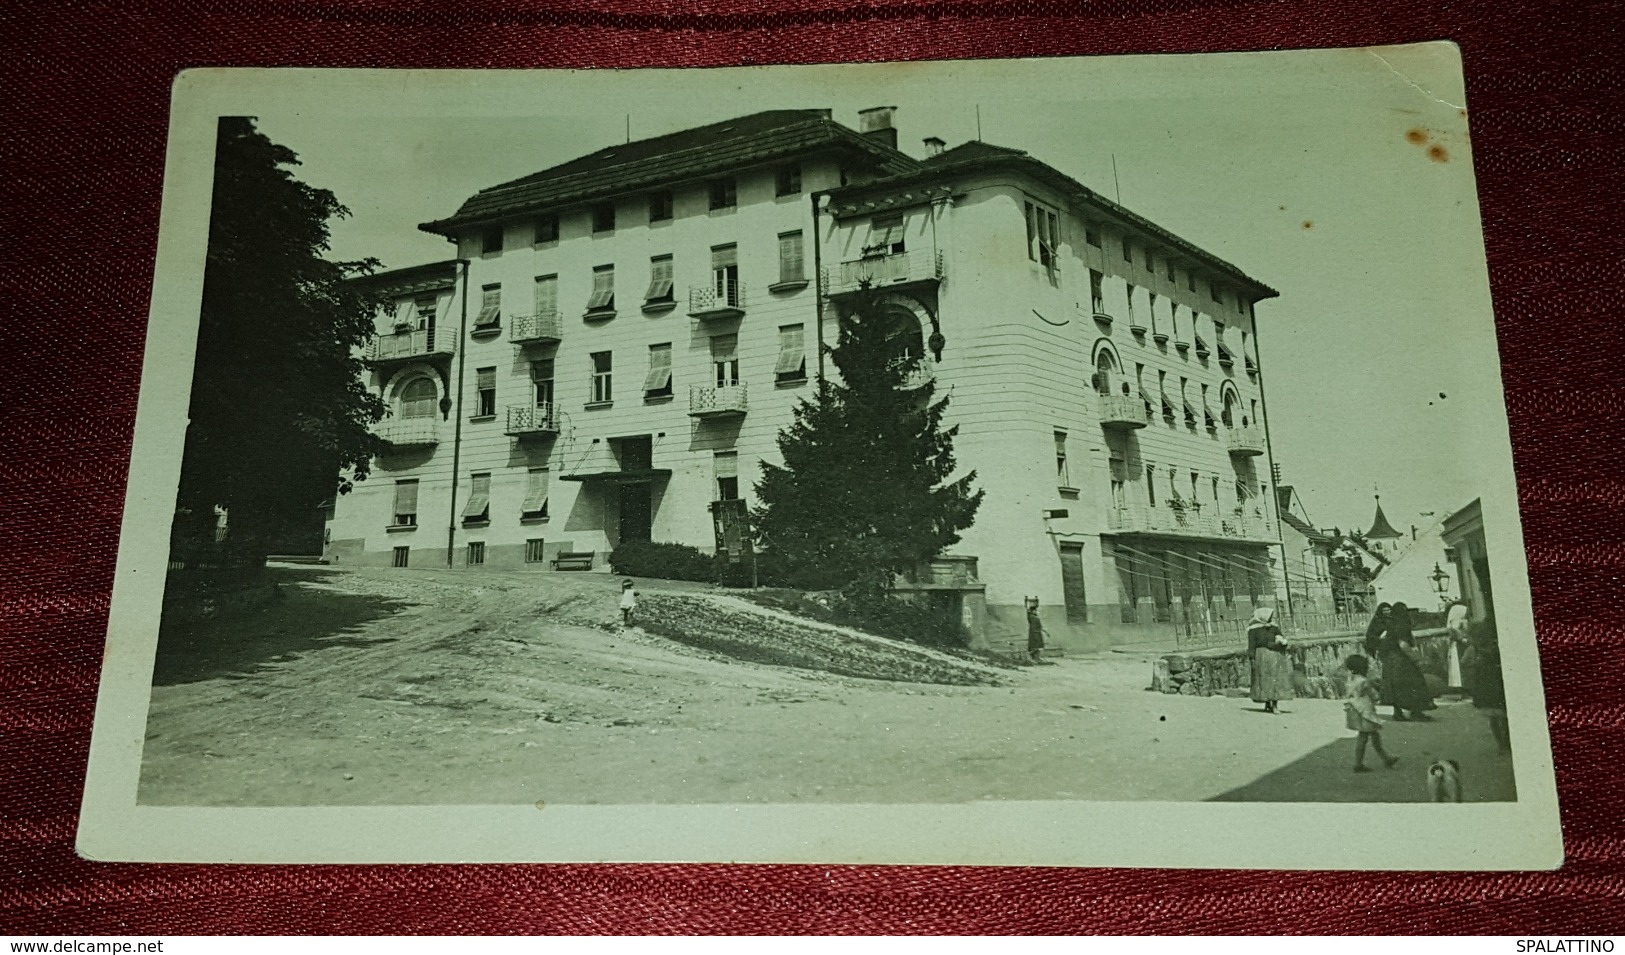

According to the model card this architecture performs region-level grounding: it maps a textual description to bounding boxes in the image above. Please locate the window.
[1166,260,1176,281]
[1024,201,1058,267]
[1125,284,1137,324]
[400,377,437,419]
[522,469,550,522]
[714,451,739,502]
[531,356,555,409]
[648,191,673,223]
[1055,431,1071,487]
[1123,237,1134,263]
[586,265,615,314]
[711,245,740,307]
[1109,454,1127,509]
[474,367,496,417]
[645,255,674,305]
[778,231,805,285]
[712,334,740,387]
[1093,349,1117,396]
[592,203,615,233]
[1191,471,1201,504]
[1211,280,1223,304]
[1236,294,1247,315]
[644,343,673,398]
[1188,270,1197,292]
[1144,247,1154,271]
[461,473,490,525]
[865,215,905,256]
[481,225,503,255]
[590,351,613,404]
[1085,224,1101,247]
[775,324,807,383]
[525,538,547,563]
[466,541,486,566]
[391,546,410,568]
[475,285,501,330]
[533,274,558,318]
[1089,269,1105,313]
[392,480,418,527]
[1146,465,1157,506]
[534,214,559,244]
[413,298,436,330]
[775,164,802,197]
[708,178,737,211]
[1170,304,1181,342]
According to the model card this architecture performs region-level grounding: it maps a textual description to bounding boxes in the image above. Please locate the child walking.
[1344,654,1399,773]
[619,578,639,628]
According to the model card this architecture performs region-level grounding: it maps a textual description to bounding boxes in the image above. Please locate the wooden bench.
[551,551,595,571]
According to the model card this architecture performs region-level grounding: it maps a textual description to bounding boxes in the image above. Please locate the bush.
[609,541,718,582]
[742,586,970,649]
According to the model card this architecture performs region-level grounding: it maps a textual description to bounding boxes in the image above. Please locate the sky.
[248,46,1508,538]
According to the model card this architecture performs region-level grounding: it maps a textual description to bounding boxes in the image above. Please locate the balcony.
[688,282,746,321]
[509,311,562,346]
[366,329,453,368]
[375,417,439,448]
[504,402,559,438]
[1226,426,1266,457]
[689,382,748,419]
[889,356,937,390]
[1096,393,1149,430]
[1105,503,1277,542]
[825,249,945,296]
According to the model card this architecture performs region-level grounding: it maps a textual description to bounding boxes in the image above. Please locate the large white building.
[325,107,1290,650]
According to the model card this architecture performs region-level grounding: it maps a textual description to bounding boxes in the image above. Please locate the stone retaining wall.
[1151,627,1451,698]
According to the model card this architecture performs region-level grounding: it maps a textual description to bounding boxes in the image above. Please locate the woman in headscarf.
[1247,606,1295,714]
[1371,601,1436,721]
[1363,603,1392,658]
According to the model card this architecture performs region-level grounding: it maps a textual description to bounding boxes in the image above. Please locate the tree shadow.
[152,567,412,686]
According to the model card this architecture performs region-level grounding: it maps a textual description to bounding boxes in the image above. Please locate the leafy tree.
[1329,531,1379,613]
[753,285,983,595]
[172,117,386,566]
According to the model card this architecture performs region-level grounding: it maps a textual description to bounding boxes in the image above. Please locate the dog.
[1425,759,1463,803]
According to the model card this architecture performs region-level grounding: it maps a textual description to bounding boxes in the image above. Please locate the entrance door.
[1059,543,1088,623]
[619,482,653,544]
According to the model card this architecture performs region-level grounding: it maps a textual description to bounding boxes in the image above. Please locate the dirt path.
[139,566,1516,806]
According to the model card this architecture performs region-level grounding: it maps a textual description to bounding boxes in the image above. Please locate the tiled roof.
[830,140,1279,299]
[420,110,922,236]
[349,259,459,296]
[1280,511,1333,543]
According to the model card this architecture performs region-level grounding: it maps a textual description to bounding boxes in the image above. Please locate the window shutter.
[713,452,738,480]
[476,368,495,392]
[778,232,804,283]
[394,481,418,516]
[523,469,550,513]
[476,286,501,326]
[711,245,737,269]
[531,357,554,381]
[643,344,672,391]
[587,267,615,310]
[711,334,738,362]
[533,276,557,315]
[645,258,673,300]
[775,325,805,375]
[462,473,491,519]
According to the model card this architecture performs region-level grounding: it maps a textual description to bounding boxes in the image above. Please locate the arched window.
[1094,348,1118,396]
[879,305,925,365]
[1220,383,1240,428]
[400,377,437,419]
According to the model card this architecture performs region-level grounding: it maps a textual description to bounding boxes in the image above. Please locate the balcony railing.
[689,382,748,418]
[888,356,937,390]
[509,311,563,346]
[504,402,559,437]
[367,329,454,364]
[1097,392,1149,430]
[1106,503,1276,542]
[375,417,439,447]
[688,281,746,320]
[825,249,945,296]
[1226,426,1266,457]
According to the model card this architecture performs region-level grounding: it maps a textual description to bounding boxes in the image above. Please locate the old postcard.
[79,46,1563,868]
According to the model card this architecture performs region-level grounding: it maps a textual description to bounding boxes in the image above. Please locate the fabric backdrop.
[3,0,1623,935]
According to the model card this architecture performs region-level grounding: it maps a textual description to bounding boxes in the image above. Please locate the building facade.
[325,108,1290,649]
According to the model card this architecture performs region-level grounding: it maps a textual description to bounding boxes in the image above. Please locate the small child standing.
[1344,654,1399,773]
[619,578,639,628]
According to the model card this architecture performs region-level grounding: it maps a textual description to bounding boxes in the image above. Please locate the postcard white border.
[79,48,1563,869]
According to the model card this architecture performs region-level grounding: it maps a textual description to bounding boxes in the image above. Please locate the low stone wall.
[1151,627,1450,698]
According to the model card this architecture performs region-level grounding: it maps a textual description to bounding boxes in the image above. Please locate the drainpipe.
[1251,295,1292,618]
[447,254,471,568]
[810,189,828,387]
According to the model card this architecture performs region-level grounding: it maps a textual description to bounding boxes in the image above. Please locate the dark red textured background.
[4,0,1624,935]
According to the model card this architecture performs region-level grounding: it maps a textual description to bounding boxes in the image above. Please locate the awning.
[559,468,674,484]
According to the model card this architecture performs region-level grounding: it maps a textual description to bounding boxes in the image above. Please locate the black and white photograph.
[80,48,1561,868]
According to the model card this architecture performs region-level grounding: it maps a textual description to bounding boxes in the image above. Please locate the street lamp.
[1430,562,1452,607]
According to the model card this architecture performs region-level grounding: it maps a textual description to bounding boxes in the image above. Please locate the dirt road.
[139,566,1517,806]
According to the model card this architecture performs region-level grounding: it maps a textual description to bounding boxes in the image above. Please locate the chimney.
[857,106,898,151]
[923,136,945,157]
